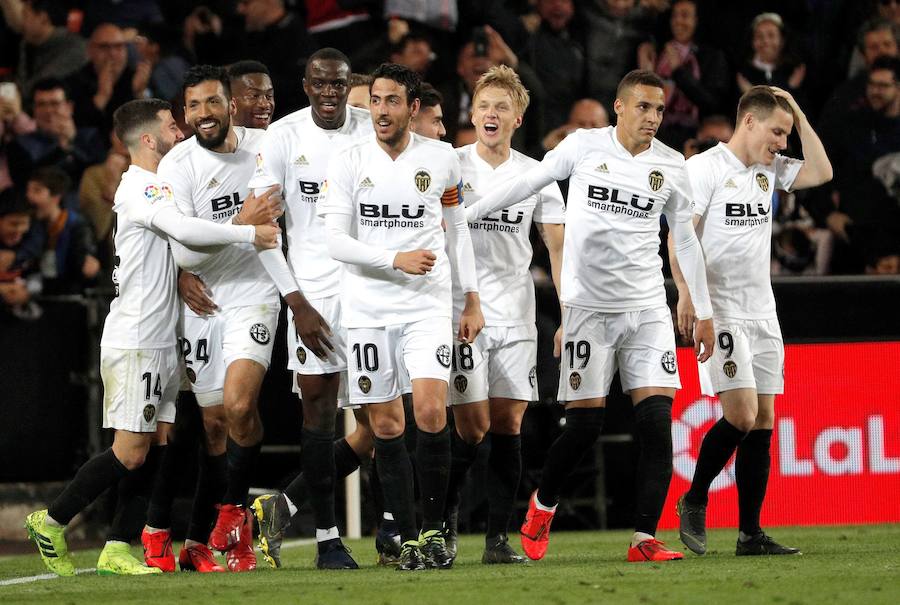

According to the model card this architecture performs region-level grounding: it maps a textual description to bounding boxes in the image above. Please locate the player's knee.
[224,396,256,424]
[371,415,405,439]
[456,422,487,445]
[414,405,447,433]
[729,413,757,433]
[490,409,523,435]
[202,415,228,449]
[117,447,148,471]
[753,408,775,430]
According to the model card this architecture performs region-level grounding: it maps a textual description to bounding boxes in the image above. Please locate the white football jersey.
[542,126,693,312]
[686,143,802,320]
[158,127,278,311]
[101,165,179,349]
[453,144,565,326]
[248,106,373,298]
[318,133,462,328]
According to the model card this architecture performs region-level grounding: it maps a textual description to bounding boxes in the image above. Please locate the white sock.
[534,494,557,513]
[144,526,166,534]
[382,512,394,521]
[184,538,202,548]
[283,494,298,517]
[316,527,340,542]
[104,540,129,548]
[631,531,654,547]
[45,514,63,527]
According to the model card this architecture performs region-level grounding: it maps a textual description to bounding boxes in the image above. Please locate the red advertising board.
[659,341,900,529]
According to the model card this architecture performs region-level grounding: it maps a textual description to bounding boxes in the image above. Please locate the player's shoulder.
[566,125,612,149]
[455,143,474,163]
[412,133,456,161]
[346,104,372,127]
[510,147,540,169]
[238,126,267,151]
[686,143,732,174]
[649,137,686,166]
[159,136,198,169]
[268,107,313,134]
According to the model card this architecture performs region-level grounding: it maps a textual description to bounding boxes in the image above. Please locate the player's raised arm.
[148,203,280,249]
[769,87,833,190]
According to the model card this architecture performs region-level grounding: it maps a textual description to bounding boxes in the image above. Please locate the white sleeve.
[323,213,396,270]
[663,168,713,319]
[258,243,300,297]
[317,150,355,218]
[157,161,196,217]
[443,199,478,294]
[149,205,255,246]
[248,128,285,192]
[465,165,555,223]
[684,155,715,217]
[532,179,566,224]
[774,153,804,191]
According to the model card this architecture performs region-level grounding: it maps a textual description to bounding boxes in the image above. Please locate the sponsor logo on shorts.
[756,173,769,192]
[723,360,738,379]
[648,169,664,192]
[529,366,537,388]
[414,169,432,193]
[436,345,452,368]
[358,375,372,394]
[661,351,677,375]
[569,371,582,391]
[296,346,307,364]
[454,375,468,393]
[249,323,271,345]
[143,404,156,423]
[186,367,197,383]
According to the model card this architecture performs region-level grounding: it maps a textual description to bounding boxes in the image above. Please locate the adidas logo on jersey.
[462,182,474,193]
[293,155,309,166]
[359,177,374,188]
[595,163,609,173]
[206,178,220,190]
[725,178,737,188]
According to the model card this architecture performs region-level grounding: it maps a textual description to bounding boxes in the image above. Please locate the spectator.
[541,98,608,152]
[227,60,275,130]
[390,33,436,78]
[304,0,379,56]
[7,78,105,204]
[0,188,39,318]
[80,0,164,33]
[15,0,87,99]
[25,166,99,294]
[640,0,730,149]
[0,81,36,190]
[580,0,657,113]
[682,114,733,159]
[347,72,372,108]
[78,131,127,274]
[519,0,586,134]
[187,0,315,118]
[132,23,192,103]
[409,82,445,140]
[847,1,900,78]
[736,13,807,103]
[863,238,900,274]
[66,23,140,138]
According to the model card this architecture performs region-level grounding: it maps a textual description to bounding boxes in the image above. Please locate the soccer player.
[246,47,373,570]
[410,83,446,140]
[464,70,715,562]
[442,65,564,564]
[319,63,483,571]
[24,98,279,577]
[143,61,279,574]
[675,86,832,557]
[151,65,280,572]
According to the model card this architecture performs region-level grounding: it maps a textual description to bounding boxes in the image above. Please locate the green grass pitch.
[1,526,898,604]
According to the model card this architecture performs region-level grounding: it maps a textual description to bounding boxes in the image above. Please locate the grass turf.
[1,525,898,604]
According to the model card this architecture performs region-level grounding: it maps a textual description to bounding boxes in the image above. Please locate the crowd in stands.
[2,0,900,320]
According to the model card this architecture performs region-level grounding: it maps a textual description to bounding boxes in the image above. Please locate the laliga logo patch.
[358,375,372,394]
[186,367,197,383]
[160,184,174,201]
[673,398,735,491]
[414,169,432,194]
[435,345,451,368]
[529,366,537,388]
[648,169,664,192]
[296,346,307,364]
[723,360,738,379]
[256,153,264,170]
[569,371,582,391]
[454,375,468,393]
[756,173,769,192]
[144,184,161,202]
[249,323,270,345]
[143,404,156,423]
[661,350,677,375]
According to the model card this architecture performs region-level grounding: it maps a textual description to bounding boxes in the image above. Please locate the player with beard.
[674,86,831,557]
[24,98,279,577]
[147,65,281,572]
[441,66,565,565]
[143,62,280,573]
[463,70,716,562]
[246,47,374,570]
[319,63,483,571]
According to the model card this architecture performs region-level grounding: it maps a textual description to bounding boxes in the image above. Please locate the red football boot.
[519,491,555,561]
[141,528,175,572]
[225,508,257,572]
[209,504,245,552]
[178,543,226,572]
[627,538,684,562]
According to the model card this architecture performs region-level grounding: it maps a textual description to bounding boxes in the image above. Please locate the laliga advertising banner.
[658,341,900,529]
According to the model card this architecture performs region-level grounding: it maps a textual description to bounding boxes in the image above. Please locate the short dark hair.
[616,70,665,99]
[736,85,792,123]
[182,64,231,100]
[28,166,71,198]
[858,17,900,52]
[370,63,421,105]
[392,32,432,55]
[25,0,68,26]
[113,98,171,148]
[31,77,68,99]
[870,55,900,82]
[418,83,443,109]
[349,73,373,88]
[306,47,352,74]
[228,60,270,81]
[0,187,30,217]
